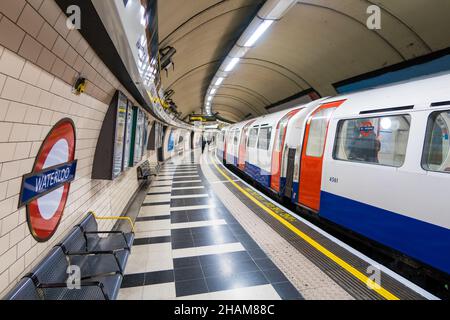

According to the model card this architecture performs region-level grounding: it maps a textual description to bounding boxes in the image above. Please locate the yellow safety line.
[90,212,135,233]
[209,155,399,300]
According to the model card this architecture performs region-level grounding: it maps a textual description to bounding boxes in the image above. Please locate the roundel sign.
[359,121,375,137]
[18,119,77,242]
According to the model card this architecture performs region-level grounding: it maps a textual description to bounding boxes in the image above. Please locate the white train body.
[218,73,450,275]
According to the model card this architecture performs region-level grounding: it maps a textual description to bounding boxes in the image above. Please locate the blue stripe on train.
[244,162,271,188]
[319,191,450,274]
[292,182,299,203]
[279,177,286,195]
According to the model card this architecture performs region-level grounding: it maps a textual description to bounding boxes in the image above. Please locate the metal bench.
[58,227,129,276]
[76,212,135,252]
[137,160,160,181]
[4,212,135,300]
[4,247,122,300]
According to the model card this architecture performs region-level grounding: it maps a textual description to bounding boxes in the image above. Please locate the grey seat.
[78,213,134,252]
[59,227,129,276]
[2,278,41,300]
[28,247,120,300]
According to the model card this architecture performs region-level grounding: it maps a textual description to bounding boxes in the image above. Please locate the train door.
[246,126,259,177]
[298,100,346,211]
[223,130,228,164]
[270,109,301,192]
[257,125,273,187]
[238,121,255,170]
[284,148,296,198]
[233,130,240,166]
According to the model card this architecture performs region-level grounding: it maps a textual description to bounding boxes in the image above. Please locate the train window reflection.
[422,111,450,173]
[248,127,259,148]
[306,108,335,157]
[334,115,411,167]
[233,130,240,145]
[258,127,272,150]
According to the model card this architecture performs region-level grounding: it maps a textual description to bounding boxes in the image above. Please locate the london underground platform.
[116,148,436,300]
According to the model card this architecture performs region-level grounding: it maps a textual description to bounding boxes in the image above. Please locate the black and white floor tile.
[118,154,302,300]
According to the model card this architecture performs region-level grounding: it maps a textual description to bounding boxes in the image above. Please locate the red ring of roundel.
[27,118,76,242]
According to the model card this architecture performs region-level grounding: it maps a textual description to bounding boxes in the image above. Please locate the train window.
[248,127,259,148]
[258,127,272,150]
[306,108,335,157]
[234,130,240,145]
[275,118,289,152]
[334,115,411,167]
[422,110,450,173]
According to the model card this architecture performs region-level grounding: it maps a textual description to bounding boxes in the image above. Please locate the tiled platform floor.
[118,151,301,300]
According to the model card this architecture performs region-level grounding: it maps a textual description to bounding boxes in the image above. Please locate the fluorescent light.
[267,0,296,18]
[224,58,239,72]
[210,88,217,95]
[244,20,273,47]
[381,118,392,130]
[140,6,147,26]
[207,96,212,101]
[215,77,224,86]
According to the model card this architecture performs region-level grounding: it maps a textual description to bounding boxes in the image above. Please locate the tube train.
[216,73,450,277]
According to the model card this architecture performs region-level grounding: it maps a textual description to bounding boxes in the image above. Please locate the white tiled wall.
[0,9,157,297]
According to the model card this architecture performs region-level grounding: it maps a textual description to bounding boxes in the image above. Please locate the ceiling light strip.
[203,0,297,115]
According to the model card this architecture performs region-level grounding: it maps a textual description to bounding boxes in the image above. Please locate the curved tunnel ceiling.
[158,0,450,122]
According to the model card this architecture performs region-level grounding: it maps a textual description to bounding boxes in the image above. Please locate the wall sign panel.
[113,92,128,178]
[123,100,133,170]
[19,119,77,242]
[92,90,131,180]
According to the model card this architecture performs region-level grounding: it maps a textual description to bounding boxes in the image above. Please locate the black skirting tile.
[173,173,198,177]
[121,273,145,288]
[205,271,268,293]
[171,182,203,188]
[175,278,208,297]
[142,201,171,206]
[144,270,174,286]
[170,197,211,208]
[135,215,170,222]
[171,188,207,196]
[147,191,172,195]
[133,236,171,246]
[122,270,174,288]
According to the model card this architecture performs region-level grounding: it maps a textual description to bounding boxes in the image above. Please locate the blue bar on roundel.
[19,160,78,208]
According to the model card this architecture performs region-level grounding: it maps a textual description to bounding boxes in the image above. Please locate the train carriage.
[320,73,450,275]
[218,72,450,276]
